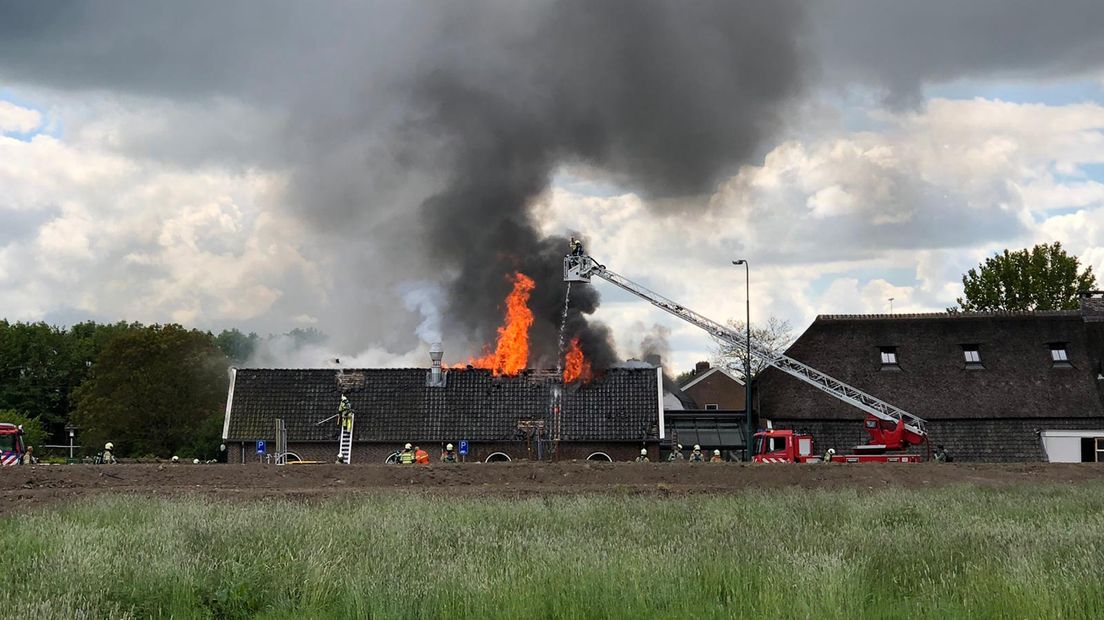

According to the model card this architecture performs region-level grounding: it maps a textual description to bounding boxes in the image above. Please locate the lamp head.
[732,259,746,265]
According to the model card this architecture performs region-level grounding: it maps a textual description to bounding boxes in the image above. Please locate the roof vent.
[426,342,447,387]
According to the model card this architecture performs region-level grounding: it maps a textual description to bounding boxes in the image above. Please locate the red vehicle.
[0,423,27,466]
[753,414,926,464]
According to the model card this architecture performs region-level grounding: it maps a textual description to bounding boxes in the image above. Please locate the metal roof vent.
[426,342,447,387]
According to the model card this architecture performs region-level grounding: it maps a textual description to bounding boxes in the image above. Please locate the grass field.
[2,485,1104,619]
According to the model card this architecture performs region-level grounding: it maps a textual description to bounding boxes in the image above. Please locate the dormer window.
[962,345,983,369]
[1050,343,1071,367]
[880,347,899,369]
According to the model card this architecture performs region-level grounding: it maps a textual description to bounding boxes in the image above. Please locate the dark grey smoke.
[810,0,1104,103]
[4,1,1103,365]
[409,0,808,367]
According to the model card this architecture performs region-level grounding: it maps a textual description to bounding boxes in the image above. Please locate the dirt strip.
[3,462,1103,516]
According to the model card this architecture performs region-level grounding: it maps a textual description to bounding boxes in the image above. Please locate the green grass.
[3,485,1104,619]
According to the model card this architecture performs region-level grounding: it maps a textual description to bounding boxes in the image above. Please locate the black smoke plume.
[413,0,808,368]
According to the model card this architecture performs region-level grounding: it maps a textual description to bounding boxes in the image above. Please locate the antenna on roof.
[888,298,895,314]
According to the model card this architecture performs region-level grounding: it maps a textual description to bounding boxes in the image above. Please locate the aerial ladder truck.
[563,253,928,463]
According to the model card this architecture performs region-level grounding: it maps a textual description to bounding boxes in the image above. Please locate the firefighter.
[709,449,723,463]
[414,445,430,464]
[398,443,415,464]
[569,236,584,256]
[102,442,117,464]
[635,448,650,462]
[822,448,836,463]
[934,445,952,463]
[441,443,458,463]
[689,445,704,462]
[338,394,354,434]
[667,443,685,461]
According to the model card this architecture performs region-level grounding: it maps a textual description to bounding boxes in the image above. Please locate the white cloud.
[0,105,322,327]
[0,101,41,134]
[543,97,1104,372]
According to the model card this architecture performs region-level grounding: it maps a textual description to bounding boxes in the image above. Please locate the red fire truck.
[0,423,27,466]
[752,414,925,463]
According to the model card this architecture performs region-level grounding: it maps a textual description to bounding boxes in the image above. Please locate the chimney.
[644,353,662,368]
[426,342,447,387]
[1080,292,1104,322]
[695,360,711,374]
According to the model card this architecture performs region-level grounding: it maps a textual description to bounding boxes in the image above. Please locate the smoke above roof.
[3,1,1103,365]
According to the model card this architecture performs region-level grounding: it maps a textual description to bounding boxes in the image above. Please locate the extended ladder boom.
[564,255,926,436]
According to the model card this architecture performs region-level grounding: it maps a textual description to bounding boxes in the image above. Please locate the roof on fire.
[223,367,663,443]
[758,309,1104,421]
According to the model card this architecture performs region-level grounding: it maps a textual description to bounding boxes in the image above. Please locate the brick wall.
[769,417,1104,462]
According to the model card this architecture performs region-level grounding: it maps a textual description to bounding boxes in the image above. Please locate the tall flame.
[463,272,535,376]
[563,337,593,383]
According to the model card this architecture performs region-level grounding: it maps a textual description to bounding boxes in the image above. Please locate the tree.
[215,328,259,365]
[72,324,230,457]
[711,316,794,382]
[954,242,1097,312]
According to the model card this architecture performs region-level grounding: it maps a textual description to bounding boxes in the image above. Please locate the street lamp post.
[732,259,752,461]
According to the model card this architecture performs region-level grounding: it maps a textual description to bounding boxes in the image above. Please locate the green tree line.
[0,321,290,459]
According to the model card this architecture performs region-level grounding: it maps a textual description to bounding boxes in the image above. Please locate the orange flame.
[462,272,535,376]
[563,337,593,383]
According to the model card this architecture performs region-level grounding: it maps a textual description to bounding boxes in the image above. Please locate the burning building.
[220,354,663,464]
[222,271,663,463]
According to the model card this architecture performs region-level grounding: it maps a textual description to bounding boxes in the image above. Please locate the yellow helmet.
[105,442,114,451]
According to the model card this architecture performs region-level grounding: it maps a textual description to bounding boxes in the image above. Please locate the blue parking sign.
[458,440,469,456]
[256,440,266,454]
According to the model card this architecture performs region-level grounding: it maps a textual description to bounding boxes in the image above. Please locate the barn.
[221,362,664,464]
[757,298,1104,462]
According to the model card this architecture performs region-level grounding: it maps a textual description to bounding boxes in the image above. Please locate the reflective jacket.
[398,450,415,464]
[414,449,430,464]
[689,451,703,462]
[441,451,457,462]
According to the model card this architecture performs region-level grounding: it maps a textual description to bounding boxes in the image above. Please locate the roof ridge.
[817,310,1081,321]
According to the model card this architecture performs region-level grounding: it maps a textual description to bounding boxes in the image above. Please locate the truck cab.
[752,429,820,463]
[0,423,26,466]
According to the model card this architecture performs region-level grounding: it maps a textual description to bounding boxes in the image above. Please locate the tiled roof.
[818,310,1081,321]
[224,367,661,442]
[758,312,1104,421]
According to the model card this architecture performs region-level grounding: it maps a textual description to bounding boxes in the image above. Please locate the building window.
[962,345,982,368]
[704,404,719,410]
[880,347,898,368]
[1050,343,1071,367]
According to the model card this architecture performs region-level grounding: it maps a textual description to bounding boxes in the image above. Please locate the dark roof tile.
[759,313,1104,421]
[225,367,661,442]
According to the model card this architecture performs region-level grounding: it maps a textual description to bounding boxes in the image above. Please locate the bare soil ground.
[3,461,1103,516]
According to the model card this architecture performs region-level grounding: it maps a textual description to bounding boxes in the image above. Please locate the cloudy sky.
[2,1,1104,373]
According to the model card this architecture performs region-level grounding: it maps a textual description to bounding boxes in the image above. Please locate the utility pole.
[733,259,752,461]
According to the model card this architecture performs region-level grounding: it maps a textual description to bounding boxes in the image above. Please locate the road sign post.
[459,440,468,463]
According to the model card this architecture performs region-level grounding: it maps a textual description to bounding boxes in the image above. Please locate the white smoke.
[244,333,426,369]
[398,280,445,345]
